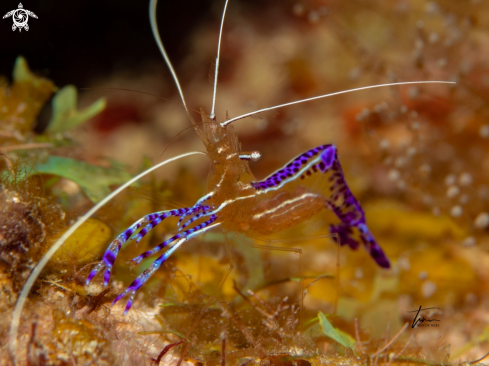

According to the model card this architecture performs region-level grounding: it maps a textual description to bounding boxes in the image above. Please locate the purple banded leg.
[177,192,214,227]
[130,214,218,265]
[114,216,220,314]
[177,206,201,227]
[177,197,213,227]
[129,232,186,266]
[86,208,193,286]
[129,214,166,243]
[134,205,212,241]
[114,237,187,315]
[86,217,147,286]
[176,205,209,228]
[178,207,211,231]
[86,238,122,287]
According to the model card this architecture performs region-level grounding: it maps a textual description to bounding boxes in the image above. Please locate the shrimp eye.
[239,151,261,162]
[250,151,261,162]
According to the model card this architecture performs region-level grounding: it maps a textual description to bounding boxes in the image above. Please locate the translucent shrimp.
[85,0,454,315]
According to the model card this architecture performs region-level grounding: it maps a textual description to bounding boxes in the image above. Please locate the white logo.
[3,3,38,32]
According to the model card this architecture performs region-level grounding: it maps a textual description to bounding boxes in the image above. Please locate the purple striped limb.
[176,206,202,227]
[251,144,390,269]
[179,206,211,231]
[177,192,214,227]
[113,237,187,315]
[86,216,148,286]
[86,238,123,287]
[130,214,218,265]
[86,208,194,287]
[176,205,211,229]
[113,219,220,314]
[129,215,166,243]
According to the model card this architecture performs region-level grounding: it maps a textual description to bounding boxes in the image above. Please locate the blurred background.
[2,0,489,364]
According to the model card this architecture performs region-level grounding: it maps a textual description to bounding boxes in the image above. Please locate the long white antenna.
[150,0,191,120]
[220,81,456,127]
[8,151,207,362]
[210,0,230,121]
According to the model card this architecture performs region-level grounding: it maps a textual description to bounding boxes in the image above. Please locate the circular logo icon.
[3,3,38,32]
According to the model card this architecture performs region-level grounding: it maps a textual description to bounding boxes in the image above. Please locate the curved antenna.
[220,80,456,127]
[150,0,192,121]
[8,151,208,361]
[210,0,231,121]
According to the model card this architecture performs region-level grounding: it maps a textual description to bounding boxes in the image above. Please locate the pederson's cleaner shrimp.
[9,0,454,359]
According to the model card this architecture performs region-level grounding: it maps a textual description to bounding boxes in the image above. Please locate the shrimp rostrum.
[86,0,452,314]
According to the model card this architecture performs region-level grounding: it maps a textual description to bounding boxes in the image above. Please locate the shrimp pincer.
[84,0,454,314]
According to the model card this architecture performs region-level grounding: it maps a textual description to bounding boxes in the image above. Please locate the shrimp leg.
[86,206,208,286]
[130,214,217,265]
[113,217,220,314]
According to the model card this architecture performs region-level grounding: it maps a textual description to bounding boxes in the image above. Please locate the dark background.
[0,0,241,87]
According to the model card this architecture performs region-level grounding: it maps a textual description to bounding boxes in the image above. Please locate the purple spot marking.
[251,145,334,191]
[123,229,134,241]
[103,251,116,265]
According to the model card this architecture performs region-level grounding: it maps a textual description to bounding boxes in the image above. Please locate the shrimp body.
[85,0,391,314]
[86,109,389,314]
